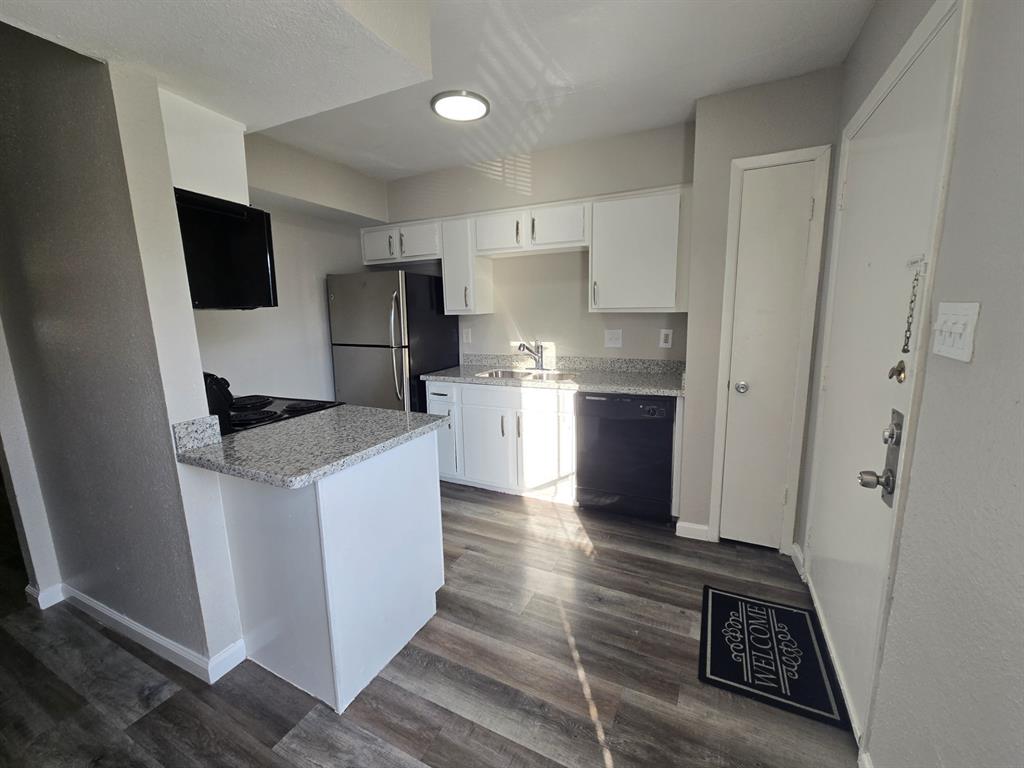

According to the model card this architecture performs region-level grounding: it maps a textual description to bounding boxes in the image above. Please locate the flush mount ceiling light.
[430,90,490,122]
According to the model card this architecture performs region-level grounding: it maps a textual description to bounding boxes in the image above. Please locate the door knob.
[734,381,749,394]
[858,469,895,495]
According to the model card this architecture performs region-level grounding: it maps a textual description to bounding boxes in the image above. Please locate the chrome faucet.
[518,340,547,370]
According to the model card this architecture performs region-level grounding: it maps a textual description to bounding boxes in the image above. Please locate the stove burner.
[232,395,273,411]
[230,410,281,428]
[283,401,331,415]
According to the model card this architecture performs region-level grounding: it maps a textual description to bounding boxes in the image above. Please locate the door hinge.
[838,180,847,211]
[783,487,790,506]
[809,196,816,221]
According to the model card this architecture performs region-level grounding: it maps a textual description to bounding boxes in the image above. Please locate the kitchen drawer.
[461,383,523,410]
[426,381,459,401]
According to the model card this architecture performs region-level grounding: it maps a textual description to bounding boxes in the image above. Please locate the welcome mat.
[698,586,850,729]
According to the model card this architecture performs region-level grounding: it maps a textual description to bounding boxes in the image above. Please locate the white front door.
[806,6,962,735]
[719,159,822,547]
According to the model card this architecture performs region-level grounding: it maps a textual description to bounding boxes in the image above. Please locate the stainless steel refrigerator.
[327,271,459,413]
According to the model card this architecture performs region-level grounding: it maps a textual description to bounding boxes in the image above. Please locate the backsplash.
[462,352,684,376]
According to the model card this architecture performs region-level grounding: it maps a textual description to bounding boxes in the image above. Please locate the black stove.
[204,373,343,435]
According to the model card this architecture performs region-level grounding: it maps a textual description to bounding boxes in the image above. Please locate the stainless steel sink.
[476,369,534,379]
[475,369,576,382]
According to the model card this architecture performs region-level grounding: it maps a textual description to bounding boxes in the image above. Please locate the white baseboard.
[62,585,245,684]
[675,520,712,541]
[25,582,65,609]
[858,750,874,768]
[790,543,808,582]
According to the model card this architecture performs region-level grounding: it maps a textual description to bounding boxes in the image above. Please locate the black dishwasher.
[575,393,676,522]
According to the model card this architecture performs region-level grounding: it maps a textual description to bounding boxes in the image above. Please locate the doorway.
[0,450,29,617]
[803,0,967,739]
[710,146,831,551]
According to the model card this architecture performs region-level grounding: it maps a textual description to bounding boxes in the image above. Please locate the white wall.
[0,25,209,652]
[679,68,842,526]
[159,88,249,204]
[386,122,694,222]
[246,134,389,223]
[193,207,364,399]
[111,65,242,657]
[459,251,686,361]
[863,2,1024,765]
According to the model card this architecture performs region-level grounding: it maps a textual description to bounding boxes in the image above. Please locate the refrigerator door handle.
[389,290,398,348]
[391,347,404,402]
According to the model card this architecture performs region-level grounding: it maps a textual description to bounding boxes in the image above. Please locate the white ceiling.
[262,0,873,180]
[0,0,432,131]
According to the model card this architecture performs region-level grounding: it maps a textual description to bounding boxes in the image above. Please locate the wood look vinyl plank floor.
[0,483,858,767]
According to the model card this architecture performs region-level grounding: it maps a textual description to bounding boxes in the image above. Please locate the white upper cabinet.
[399,221,439,259]
[474,210,527,254]
[362,227,399,263]
[441,219,493,315]
[590,189,681,312]
[528,203,589,249]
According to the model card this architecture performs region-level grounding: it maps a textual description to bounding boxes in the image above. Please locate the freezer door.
[327,272,407,346]
[332,345,409,411]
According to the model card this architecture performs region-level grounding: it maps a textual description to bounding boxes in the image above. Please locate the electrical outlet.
[604,329,622,348]
[658,329,673,349]
[462,327,472,344]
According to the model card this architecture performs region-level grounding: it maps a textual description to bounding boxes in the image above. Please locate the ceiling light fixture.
[430,90,490,122]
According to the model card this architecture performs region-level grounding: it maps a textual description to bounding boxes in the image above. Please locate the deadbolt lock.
[858,469,896,495]
[882,422,902,446]
[888,360,907,383]
[734,381,749,394]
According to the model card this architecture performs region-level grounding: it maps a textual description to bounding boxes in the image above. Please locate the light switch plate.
[932,301,979,362]
[462,327,472,344]
[604,329,622,348]
[658,329,673,349]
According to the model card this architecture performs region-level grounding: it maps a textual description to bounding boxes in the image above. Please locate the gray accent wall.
[0,24,207,652]
[864,1,1024,764]
[678,68,842,526]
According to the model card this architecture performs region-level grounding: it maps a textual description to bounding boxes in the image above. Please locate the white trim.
[675,521,712,541]
[803,0,971,748]
[790,543,808,582]
[858,750,875,768]
[708,145,832,555]
[62,585,245,684]
[24,582,65,610]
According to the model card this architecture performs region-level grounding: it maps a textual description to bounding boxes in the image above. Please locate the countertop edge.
[176,417,446,490]
[420,371,685,398]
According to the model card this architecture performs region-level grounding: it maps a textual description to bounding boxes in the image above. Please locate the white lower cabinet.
[427,397,460,477]
[428,382,575,495]
[461,404,516,488]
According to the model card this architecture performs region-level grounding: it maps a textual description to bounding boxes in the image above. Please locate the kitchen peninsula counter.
[174,403,446,714]
[175,404,446,489]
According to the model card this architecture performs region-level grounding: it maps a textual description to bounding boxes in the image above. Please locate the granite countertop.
[176,405,446,490]
[422,365,685,397]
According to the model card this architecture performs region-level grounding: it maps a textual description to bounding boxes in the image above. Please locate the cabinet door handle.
[399,231,405,255]
[531,216,536,243]
[592,281,599,306]
[447,409,452,429]
[464,285,469,308]
[515,219,520,245]
[388,234,394,257]
[516,413,522,438]
[500,414,506,437]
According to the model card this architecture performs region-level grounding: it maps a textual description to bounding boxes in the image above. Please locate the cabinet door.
[427,398,459,477]
[590,191,680,310]
[516,409,561,491]
[462,405,515,488]
[363,228,398,263]
[400,221,440,259]
[474,211,525,253]
[558,412,575,479]
[529,203,588,248]
[441,219,473,313]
